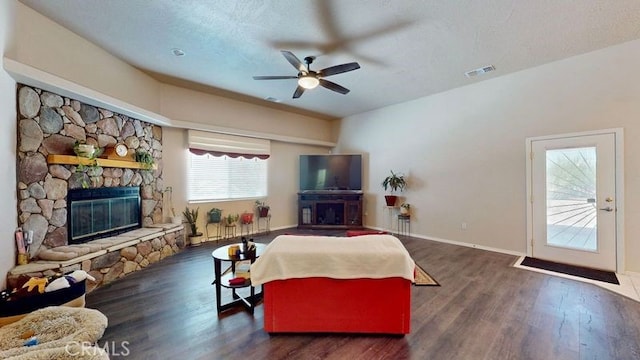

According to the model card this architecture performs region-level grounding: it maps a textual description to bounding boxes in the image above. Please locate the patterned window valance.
[187,130,270,159]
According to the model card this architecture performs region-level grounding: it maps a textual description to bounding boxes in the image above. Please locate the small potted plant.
[135,149,155,170]
[73,140,100,158]
[207,208,222,223]
[224,213,239,227]
[240,211,254,224]
[400,203,410,216]
[382,170,407,206]
[182,207,203,246]
[73,141,103,188]
[255,200,270,218]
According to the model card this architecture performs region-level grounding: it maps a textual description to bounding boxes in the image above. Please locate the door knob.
[599,207,614,212]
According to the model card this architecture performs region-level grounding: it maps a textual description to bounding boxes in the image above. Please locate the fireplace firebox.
[67,187,141,244]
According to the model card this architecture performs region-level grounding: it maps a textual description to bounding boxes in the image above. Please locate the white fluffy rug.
[0,306,108,359]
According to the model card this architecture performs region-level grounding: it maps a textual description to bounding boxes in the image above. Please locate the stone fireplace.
[16,84,164,259]
[10,85,186,292]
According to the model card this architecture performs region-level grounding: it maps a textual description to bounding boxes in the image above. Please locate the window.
[187,130,270,202]
[188,153,267,201]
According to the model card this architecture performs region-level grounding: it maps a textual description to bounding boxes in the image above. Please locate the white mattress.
[250,234,415,285]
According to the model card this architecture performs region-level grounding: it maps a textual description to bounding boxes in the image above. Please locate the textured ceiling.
[18,0,640,120]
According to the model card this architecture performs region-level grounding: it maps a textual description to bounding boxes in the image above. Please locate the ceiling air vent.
[465,65,495,78]
[171,48,185,57]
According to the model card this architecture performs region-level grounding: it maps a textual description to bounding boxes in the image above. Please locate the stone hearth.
[8,224,185,293]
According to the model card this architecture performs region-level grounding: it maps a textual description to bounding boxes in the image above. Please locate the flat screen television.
[299,154,362,191]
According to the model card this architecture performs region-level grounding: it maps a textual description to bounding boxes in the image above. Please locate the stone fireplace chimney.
[16,85,164,260]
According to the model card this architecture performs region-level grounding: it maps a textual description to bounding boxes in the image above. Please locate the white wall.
[9,2,161,113]
[336,39,640,272]
[0,1,17,289]
[162,127,329,236]
[160,84,333,142]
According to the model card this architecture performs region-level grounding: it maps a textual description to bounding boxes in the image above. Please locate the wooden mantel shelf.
[47,154,157,170]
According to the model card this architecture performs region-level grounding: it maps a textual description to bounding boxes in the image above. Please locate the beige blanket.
[251,234,415,285]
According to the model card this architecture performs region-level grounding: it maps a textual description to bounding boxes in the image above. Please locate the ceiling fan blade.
[319,79,350,94]
[319,62,360,77]
[292,85,305,99]
[253,75,298,80]
[281,50,306,72]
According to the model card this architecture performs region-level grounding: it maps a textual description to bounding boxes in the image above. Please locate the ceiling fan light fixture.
[298,75,319,89]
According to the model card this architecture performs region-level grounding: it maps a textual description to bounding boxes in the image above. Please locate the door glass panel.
[546,147,597,251]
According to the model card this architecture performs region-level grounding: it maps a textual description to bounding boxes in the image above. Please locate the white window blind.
[187,131,269,202]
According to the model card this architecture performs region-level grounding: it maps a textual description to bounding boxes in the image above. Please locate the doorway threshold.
[513,256,640,302]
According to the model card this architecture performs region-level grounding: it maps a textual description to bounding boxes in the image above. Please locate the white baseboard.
[363,225,526,258]
[270,224,299,232]
[409,233,526,257]
[624,270,640,278]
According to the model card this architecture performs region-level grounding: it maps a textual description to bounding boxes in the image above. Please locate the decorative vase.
[171,215,182,224]
[258,207,269,218]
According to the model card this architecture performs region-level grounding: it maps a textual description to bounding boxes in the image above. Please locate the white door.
[530,133,617,271]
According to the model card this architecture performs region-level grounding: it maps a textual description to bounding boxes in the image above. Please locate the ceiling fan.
[253,50,360,99]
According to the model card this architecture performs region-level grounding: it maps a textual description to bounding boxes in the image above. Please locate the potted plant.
[182,207,203,246]
[240,211,254,224]
[224,213,239,226]
[135,149,155,170]
[255,200,270,218]
[400,203,410,215]
[73,141,103,189]
[382,170,407,206]
[207,208,222,223]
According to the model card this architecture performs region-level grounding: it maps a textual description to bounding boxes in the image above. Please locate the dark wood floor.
[86,229,640,360]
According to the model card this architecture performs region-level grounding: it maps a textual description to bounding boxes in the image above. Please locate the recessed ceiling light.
[171,48,186,57]
[465,65,495,78]
[265,97,281,103]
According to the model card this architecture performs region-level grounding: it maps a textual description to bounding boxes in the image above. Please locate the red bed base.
[263,277,411,334]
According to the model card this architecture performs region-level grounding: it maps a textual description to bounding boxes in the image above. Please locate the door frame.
[525,128,625,273]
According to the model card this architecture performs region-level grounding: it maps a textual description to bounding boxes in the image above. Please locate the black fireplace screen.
[68,187,141,244]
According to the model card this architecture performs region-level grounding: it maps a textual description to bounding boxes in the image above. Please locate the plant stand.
[383,205,399,233]
[240,220,254,237]
[223,224,237,241]
[397,214,410,237]
[256,214,271,234]
[206,222,222,242]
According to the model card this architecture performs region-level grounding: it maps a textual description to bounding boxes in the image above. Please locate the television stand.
[298,191,363,229]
